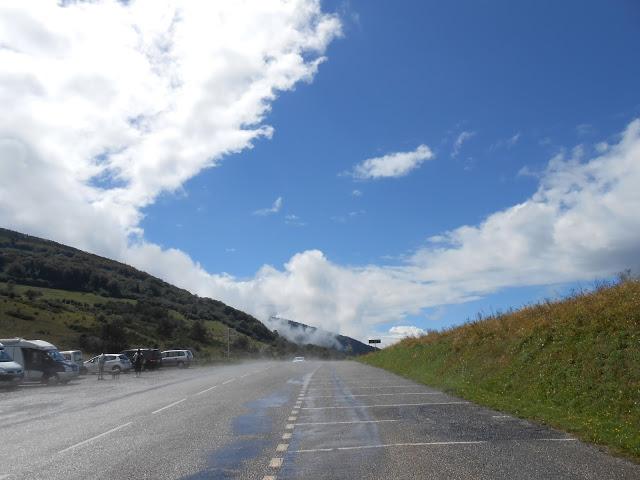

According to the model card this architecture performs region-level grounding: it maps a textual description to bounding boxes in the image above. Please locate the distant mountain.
[0,228,345,359]
[267,316,377,355]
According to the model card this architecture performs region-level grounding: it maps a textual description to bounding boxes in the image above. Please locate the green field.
[0,281,263,360]
[360,278,640,462]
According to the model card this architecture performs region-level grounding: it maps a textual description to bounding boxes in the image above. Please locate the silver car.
[161,350,193,368]
[84,354,132,374]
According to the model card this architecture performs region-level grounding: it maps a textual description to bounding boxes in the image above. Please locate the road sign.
[368,339,381,344]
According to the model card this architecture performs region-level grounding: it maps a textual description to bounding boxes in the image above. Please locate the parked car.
[84,354,131,374]
[0,342,24,388]
[292,356,305,362]
[0,338,79,384]
[120,348,162,370]
[60,350,87,374]
[161,350,194,368]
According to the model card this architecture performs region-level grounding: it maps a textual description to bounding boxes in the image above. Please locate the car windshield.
[47,350,66,362]
[0,350,13,362]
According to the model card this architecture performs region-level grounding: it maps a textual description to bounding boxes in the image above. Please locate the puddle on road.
[182,439,268,480]
[233,392,289,435]
[181,388,293,479]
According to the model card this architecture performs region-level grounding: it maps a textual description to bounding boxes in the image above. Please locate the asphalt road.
[0,360,638,479]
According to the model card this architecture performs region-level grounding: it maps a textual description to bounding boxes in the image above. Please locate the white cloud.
[254,197,283,216]
[352,189,363,196]
[452,130,476,157]
[2,3,640,346]
[130,119,640,341]
[0,0,340,252]
[285,214,305,226]
[491,132,521,151]
[348,144,434,179]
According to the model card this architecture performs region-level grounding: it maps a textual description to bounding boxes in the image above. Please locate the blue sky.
[139,1,640,336]
[2,0,640,344]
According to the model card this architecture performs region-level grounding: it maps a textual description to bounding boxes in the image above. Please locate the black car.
[120,348,162,370]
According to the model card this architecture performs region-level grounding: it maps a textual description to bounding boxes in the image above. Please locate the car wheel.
[112,366,121,373]
[177,361,184,369]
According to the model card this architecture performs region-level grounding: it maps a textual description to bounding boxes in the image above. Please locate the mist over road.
[0,361,637,479]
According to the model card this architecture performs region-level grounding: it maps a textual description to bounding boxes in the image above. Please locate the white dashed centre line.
[276,443,289,452]
[195,385,218,396]
[58,422,133,454]
[269,458,284,468]
[222,378,236,385]
[152,398,187,414]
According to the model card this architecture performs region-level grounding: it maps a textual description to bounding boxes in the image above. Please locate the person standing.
[133,349,144,377]
[97,353,105,381]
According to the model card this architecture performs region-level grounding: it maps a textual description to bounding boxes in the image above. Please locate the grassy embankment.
[0,282,261,360]
[360,279,640,461]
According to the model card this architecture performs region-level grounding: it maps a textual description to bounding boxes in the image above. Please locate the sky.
[1,0,640,346]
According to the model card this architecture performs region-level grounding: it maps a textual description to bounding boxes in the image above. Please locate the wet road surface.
[0,360,638,479]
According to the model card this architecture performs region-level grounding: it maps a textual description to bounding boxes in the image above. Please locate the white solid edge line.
[306,385,435,391]
[296,419,399,426]
[195,385,218,396]
[292,441,487,453]
[302,392,443,399]
[538,438,577,442]
[152,398,187,414]
[58,422,133,454]
[301,402,468,410]
[222,378,236,385]
[307,384,419,388]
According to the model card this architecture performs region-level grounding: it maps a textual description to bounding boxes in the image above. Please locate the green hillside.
[0,228,342,360]
[360,278,640,461]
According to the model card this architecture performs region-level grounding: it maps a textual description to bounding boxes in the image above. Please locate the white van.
[0,342,24,388]
[0,338,79,384]
[60,350,86,374]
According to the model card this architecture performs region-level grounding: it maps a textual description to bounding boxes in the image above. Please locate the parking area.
[267,362,640,480]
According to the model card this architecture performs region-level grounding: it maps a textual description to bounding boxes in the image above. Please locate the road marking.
[58,422,133,454]
[492,415,511,418]
[308,383,417,388]
[0,474,14,479]
[195,385,218,396]
[303,392,442,399]
[288,416,297,421]
[291,410,299,415]
[269,458,283,468]
[307,385,424,391]
[282,432,292,440]
[285,423,295,430]
[152,398,187,414]
[222,378,236,385]
[292,440,487,453]
[263,476,277,480]
[301,402,468,410]
[296,419,399,426]
[276,443,289,452]
[538,438,577,442]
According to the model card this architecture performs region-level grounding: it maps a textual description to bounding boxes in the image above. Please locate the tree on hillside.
[190,320,209,342]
